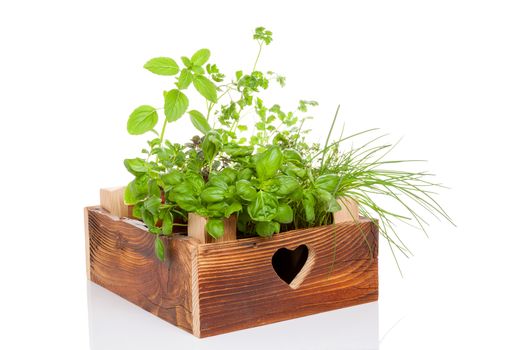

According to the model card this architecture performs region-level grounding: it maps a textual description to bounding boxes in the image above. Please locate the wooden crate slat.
[86,207,198,333]
[85,206,378,338]
[193,220,378,337]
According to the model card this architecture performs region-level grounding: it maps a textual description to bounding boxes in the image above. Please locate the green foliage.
[192,74,217,102]
[255,146,282,180]
[154,236,165,261]
[205,219,224,239]
[191,48,211,66]
[127,105,158,135]
[124,27,453,266]
[253,27,273,45]
[144,57,180,76]
[188,110,211,134]
[164,89,188,122]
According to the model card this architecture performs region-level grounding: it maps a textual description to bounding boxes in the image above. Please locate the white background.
[1,1,524,349]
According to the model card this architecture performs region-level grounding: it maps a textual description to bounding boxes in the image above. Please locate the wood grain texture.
[193,219,378,337]
[86,206,199,333]
[333,197,359,223]
[188,213,237,244]
[100,187,133,218]
[85,206,378,338]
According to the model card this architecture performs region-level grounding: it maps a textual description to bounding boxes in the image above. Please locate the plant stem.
[206,102,214,121]
[320,105,340,170]
[252,42,263,72]
[159,118,168,145]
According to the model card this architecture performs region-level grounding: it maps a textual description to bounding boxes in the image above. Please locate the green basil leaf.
[177,68,192,89]
[148,179,161,198]
[127,105,158,135]
[192,75,217,103]
[237,210,250,232]
[236,180,257,201]
[132,202,143,218]
[124,158,147,176]
[284,164,307,179]
[144,196,161,215]
[303,191,316,223]
[289,187,304,201]
[238,168,254,181]
[154,236,165,261]
[206,202,228,217]
[144,57,179,76]
[185,173,205,193]
[225,201,242,217]
[162,212,173,235]
[255,221,280,237]
[124,177,148,205]
[223,144,254,158]
[141,208,156,228]
[248,191,278,221]
[164,89,189,122]
[206,219,224,239]
[208,175,229,190]
[171,192,200,212]
[161,170,183,185]
[191,48,211,66]
[202,131,222,162]
[314,174,341,193]
[255,146,283,180]
[274,175,300,196]
[220,168,237,184]
[171,182,193,196]
[188,110,211,134]
[275,203,293,223]
[283,149,303,164]
[260,178,280,193]
[200,187,226,203]
[316,189,341,213]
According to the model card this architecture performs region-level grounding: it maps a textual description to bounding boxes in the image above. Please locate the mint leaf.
[192,75,217,103]
[164,89,188,122]
[191,48,211,66]
[127,105,158,135]
[177,69,192,89]
[144,57,179,76]
[188,110,211,134]
[181,56,192,68]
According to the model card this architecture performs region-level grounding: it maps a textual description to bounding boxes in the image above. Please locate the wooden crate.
[85,192,378,338]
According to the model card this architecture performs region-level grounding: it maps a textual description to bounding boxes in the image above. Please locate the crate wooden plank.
[188,213,237,244]
[100,186,133,218]
[193,220,378,337]
[85,206,378,338]
[86,206,199,333]
[333,197,359,223]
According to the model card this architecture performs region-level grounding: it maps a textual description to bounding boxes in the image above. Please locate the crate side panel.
[86,207,197,333]
[196,220,378,337]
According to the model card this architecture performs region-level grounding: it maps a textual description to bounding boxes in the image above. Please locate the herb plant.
[123,27,453,264]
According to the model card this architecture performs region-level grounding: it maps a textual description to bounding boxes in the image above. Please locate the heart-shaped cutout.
[272,244,313,289]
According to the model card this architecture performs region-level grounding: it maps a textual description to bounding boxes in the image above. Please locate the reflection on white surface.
[87,281,378,350]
